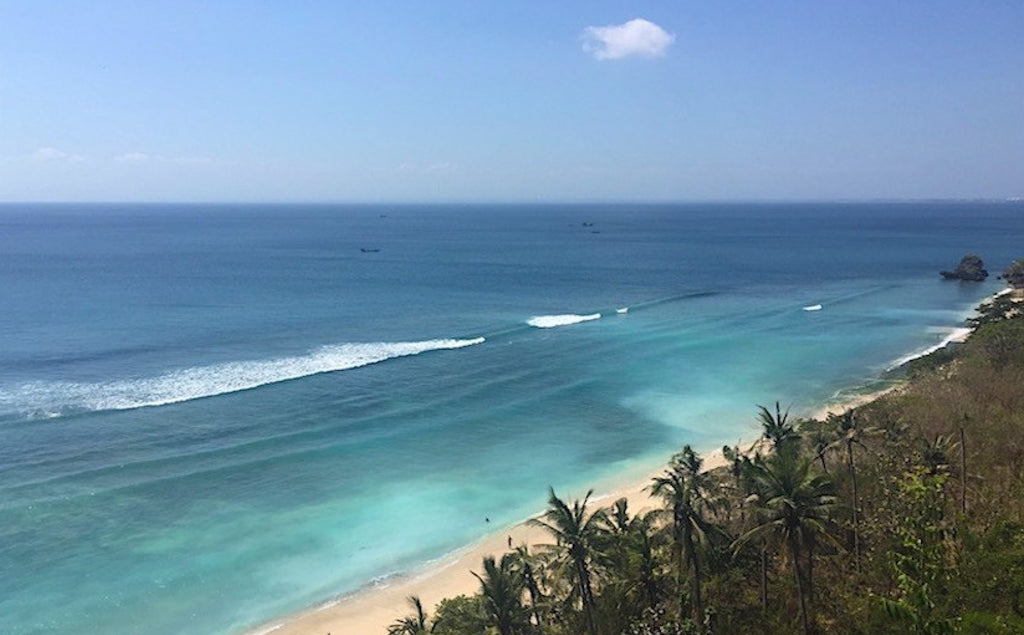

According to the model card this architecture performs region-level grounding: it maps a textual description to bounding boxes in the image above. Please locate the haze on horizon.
[1,1,1021,203]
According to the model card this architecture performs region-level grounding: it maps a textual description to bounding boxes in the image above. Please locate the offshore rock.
[941,254,988,281]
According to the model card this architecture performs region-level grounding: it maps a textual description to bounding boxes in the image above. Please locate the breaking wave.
[526,313,602,328]
[0,337,485,415]
[886,328,971,370]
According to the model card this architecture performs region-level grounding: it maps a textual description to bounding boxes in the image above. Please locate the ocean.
[0,202,1021,634]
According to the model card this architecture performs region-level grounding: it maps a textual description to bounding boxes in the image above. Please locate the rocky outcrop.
[1003,259,1024,289]
[941,254,988,281]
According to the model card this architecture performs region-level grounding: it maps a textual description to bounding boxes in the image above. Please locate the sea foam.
[526,313,602,328]
[0,337,485,415]
[886,327,971,370]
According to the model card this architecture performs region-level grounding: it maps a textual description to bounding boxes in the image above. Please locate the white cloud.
[581,18,675,60]
[31,147,84,162]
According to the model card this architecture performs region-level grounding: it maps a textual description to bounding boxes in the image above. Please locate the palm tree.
[827,410,877,569]
[530,487,605,635]
[507,545,545,629]
[632,510,664,612]
[734,452,842,635]
[649,445,715,624]
[800,418,834,475]
[758,401,800,452]
[388,595,432,635]
[473,555,529,635]
[920,433,958,476]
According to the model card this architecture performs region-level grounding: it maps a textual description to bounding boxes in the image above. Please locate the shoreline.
[254,447,729,635]
[251,400,891,635]
[251,291,1005,635]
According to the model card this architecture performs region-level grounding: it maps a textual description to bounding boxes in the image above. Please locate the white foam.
[616,307,629,314]
[803,304,823,311]
[0,337,485,414]
[887,327,971,370]
[526,313,601,328]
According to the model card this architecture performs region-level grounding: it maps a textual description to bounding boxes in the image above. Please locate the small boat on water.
[360,248,380,253]
[803,304,823,311]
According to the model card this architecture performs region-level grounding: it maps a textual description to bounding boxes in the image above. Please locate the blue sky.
[1,1,1021,202]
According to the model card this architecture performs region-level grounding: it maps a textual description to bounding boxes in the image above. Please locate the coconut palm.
[800,418,834,475]
[507,545,545,629]
[920,433,958,476]
[827,410,877,569]
[388,595,432,635]
[649,445,716,624]
[632,510,664,612]
[530,487,605,635]
[758,401,800,452]
[473,555,530,635]
[734,452,842,635]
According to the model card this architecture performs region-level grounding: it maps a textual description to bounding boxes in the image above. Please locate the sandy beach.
[255,295,1007,635]
[253,399,909,635]
[255,448,720,635]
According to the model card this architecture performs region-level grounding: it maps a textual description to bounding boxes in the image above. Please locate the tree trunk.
[523,564,544,628]
[640,533,659,610]
[789,536,810,635]
[960,425,968,515]
[848,441,861,570]
[675,514,686,617]
[807,538,815,606]
[760,540,769,614]
[818,452,829,475]
[576,557,598,635]
[685,526,704,625]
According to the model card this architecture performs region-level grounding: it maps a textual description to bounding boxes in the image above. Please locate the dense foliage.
[390,294,1024,634]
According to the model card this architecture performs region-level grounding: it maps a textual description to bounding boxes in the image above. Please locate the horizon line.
[0,197,1021,206]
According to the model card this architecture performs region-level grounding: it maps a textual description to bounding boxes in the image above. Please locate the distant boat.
[803,304,823,311]
[360,248,380,253]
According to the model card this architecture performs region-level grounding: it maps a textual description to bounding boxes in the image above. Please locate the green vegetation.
[390,293,1024,633]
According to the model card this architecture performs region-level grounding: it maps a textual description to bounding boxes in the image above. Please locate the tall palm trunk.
[575,556,598,635]
[639,531,660,610]
[673,524,685,616]
[522,563,543,628]
[684,523,704,623]
[847,440,861,570]
[807,538,815,606]
[960,425,968,515]
[788,535,810,635]
[760,540,769,614]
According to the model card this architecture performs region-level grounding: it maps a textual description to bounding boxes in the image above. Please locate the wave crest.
[0,337,485,415]
[887,327,971,370]
[526,313,602,328]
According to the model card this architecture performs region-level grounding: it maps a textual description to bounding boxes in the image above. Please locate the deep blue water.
[0,202,1021,634]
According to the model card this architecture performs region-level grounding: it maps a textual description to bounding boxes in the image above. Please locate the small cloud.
[31,147,84,162]
[117,152,150,162]
[581,18,675,60]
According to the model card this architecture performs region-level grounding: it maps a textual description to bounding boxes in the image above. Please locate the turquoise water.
[0,202,1021,634]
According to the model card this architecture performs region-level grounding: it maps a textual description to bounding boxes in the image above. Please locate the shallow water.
[0,202,1020,634]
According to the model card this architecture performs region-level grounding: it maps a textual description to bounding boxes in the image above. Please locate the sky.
[1,1,1022,202]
